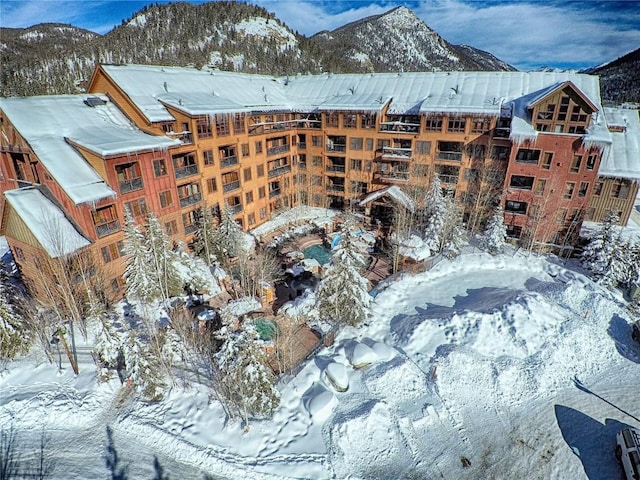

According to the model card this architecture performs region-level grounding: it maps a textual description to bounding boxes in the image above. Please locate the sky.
[1,0,639,71]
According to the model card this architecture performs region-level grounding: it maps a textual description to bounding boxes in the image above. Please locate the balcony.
[174,165,198,179]
[326,164,346,174]
[119,177,143,194]
[267,144,290,156]
[179,192,202,208]
[227,203,242,215]
[95,219,120,238]
[326,184,345,192]
[169,131,193,144]
[298,162,307,170]
[222,181,241,193]
[184,224,198,235]
[436,151,463,162]
[298,142,307,150]
[220,155,238,169]
[374,171,410,184]
[381,147,412,160]
[326,143,347,153]
[269,188,281,198]
[379,122,420,134]
[268,164,291,178]
[438,174,459,185]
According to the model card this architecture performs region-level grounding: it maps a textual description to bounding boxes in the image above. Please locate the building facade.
[1,66,638,300]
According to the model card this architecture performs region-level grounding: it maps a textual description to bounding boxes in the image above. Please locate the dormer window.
[532,85,595,135]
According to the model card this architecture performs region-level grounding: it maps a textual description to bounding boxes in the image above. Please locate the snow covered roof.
[598,107,640,180]
[359,186,416,212]
[0,95,176,204]
[4,187,90,257]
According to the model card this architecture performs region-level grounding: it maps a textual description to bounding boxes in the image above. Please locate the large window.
[436,141,463,161]
[509,175,534,190]
[196,116,212,139]
[125,198,147,218]
[215,115,230,136]
[233,113,245,135]
[447,117,466,133]
[115,162,143,194]
[343,113,357,129]
[515,149,540,164]
[416,141,431,155]
[505,200,527,215]
[611,180,631,199]
[153,158,167,177]
[425,116,443,132]
[570,155,582,173]
[93,205,120,238]
[563,182,575,199]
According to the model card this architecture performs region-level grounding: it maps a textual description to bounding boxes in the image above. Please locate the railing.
[222,181,241,193]
[170,132,193,144]
[382,147,412,159]
[436,151,463,162]
[298,142,306,150]
[95,219,120,238]
[179,192,202,208]
[269,189,281,198]
[375,171,409,183]
[119,177,143,194]
[326,143,347,153]
[326,184,345,192]
[379,123,420,133]
[227,203,242,214]
[174,165,198,179]
[220,155,238,169]
[267,144,290,156]
[494,127,510,138]
[267,165,291,178]
[326,164,346,173]
[438,174,459,184]
[184,224,198,235]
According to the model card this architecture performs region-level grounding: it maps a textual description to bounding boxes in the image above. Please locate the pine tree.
[145,213,182,300]
[0,280,29,360]
[480,207,507,255]
[581,211,626,288]
[217,203,244,260]
[316,222,371,327]
[213,322,279,425]
[423,176,447,253]
[122,210,158,303]
[439,192,466,259]
[93,316,124,379]
[123,329,166,400]
[193,205,219,266]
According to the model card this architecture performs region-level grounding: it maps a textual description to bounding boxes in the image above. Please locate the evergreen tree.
[439,192,466,259]
[423,181,465,258]
[123,329,166,400]
[217,203,244,260]
[145,213,182,300]
[0,280,29,360]
[93,316,124,380]
[316,222,371,327]
[581,211,626,287]
[192,206,219,266]
[122,210,157,303]
[480,207,507,255]
[213,322,280,425]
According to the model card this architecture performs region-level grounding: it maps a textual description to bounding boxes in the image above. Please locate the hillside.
[590,48,640,104]
[0,2,513,97]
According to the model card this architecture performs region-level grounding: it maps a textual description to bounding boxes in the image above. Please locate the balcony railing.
[184,224,198,235]
[326,143,347,153]
[267,164,291,178]
[169,131,193,144]
[298,142,307,150]
[267,144,290,156]
[174,165,198,179]
[326,184,345,192]
[382,147,412,160]
[374,171,410,183]
[227,203,242,214]
[436,151,463,162]
[326,164,346,173]
[222,180,240,193]
[220,155,238,169]
[95,219,121,238]
[438,174,459,184]
[269,188,281,198]
[379,122,420,134]
[119,177,143,194]
[179,192,202,208]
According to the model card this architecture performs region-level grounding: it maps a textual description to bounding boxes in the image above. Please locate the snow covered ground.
[1,248,639,479]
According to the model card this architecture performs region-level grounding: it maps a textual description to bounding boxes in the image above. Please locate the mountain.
[0,2,513,97]
[305,7,515,73]
[587,48,640,104]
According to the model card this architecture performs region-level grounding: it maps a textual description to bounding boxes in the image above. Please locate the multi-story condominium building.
[1,65,638,300]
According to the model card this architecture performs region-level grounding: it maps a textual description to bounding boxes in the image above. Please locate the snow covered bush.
[316,222,371,327]
[480,207,507,255]
[0,280,29,360]
[581,212,627,288]
[123,329,166,401]
[423,177,465,258]
[93,316,124,381]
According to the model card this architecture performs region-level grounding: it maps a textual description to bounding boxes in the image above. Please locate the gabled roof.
[599,107,640,180]
[4,187,90,258]
[359,186,416,212]
[0,95,178,204]
[525,80,599,113]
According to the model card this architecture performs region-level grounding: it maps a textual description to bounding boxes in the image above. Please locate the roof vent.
[83,96,107,107]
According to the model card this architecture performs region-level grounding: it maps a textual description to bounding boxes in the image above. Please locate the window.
[125,198,147,217]
[165,220,178,235]
[312,136,322,147]
[182,210,198,234]
[447,117,466,133]
[241,143,250,157]
[578,181,589,197]
[325,113,339,128]
[350,159,362,171]
[177,182,201,207]
[248,213,256,226]
[509,175,534,190]
[259,207,267,220]
[361,113,376,129]
[563,182,575,199]
[491,145,510,161]
[416,141,431,155]
[569,208,581,222]
[570,155,582,173]
[115,162,143,193]
[153,159,167,177]
[312,175,323,186]
[233,114,245,134]
[506,225,522,239]
[349,137,363,150]
[110,277,123,293]
[541,152,553,170]
[258,186,266,199]
[425,116,443,132]
[13,246,24,261]
[202,150,214,166]
[159,190,173,208]
[436,141,463,161]
[196,116,212,139]
[206,177,217,193]
[245,191,254,204]
[466,143,485,159]
[593,182,603,196]
[365,160,372,172]
[312,156,322,167]
[471,117,491,133]
[365,138,374,151]
[172,153,198,179]
[586,154,597,170]
[611,180,630,199]
[243,167,252,182]
[343,113,357,128]
[257,164,265,177]
[505,200,527,215]
[215,115,230,136]
[534,179,547,196]
[101,241,124,263]
[92,205,120,238]
[255,140,263,154]
[515,149,540,164]
[556,208,567,224]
